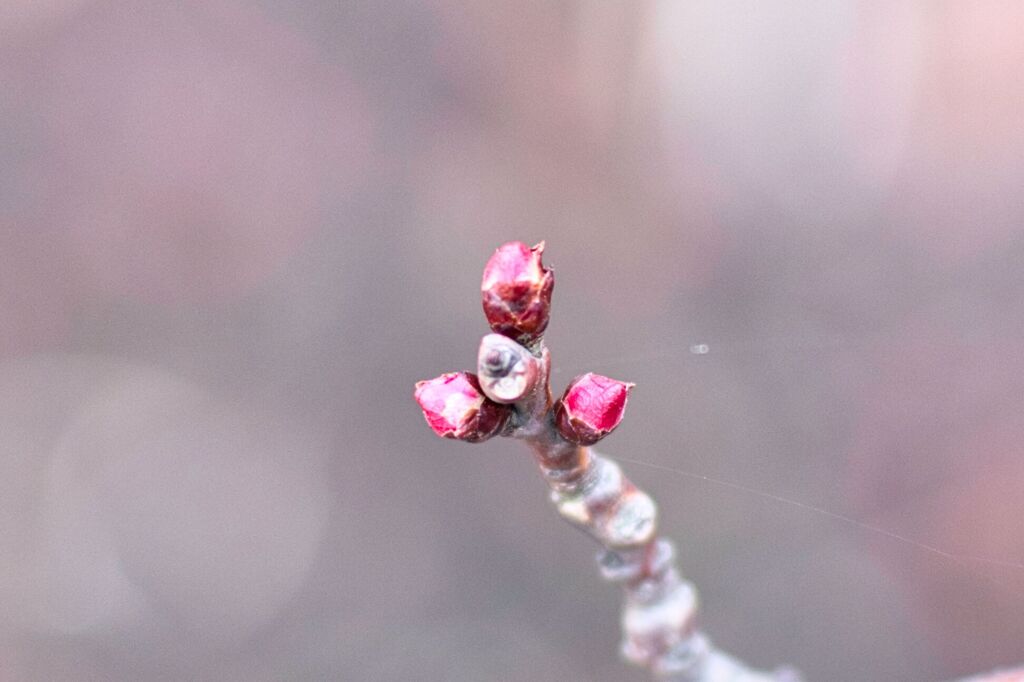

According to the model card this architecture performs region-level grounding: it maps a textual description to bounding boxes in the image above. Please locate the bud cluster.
[415,240,632,449]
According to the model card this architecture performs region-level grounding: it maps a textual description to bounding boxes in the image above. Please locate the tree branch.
[413,240,1022,682]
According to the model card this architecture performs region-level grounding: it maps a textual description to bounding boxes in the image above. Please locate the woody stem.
[477,334,795,682]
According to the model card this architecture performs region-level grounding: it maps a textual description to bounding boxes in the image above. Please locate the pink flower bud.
[481,241,554,344]
[413,372,510,442]
[554,373,635,445]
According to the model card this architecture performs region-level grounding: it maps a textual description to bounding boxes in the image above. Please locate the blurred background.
[2,1,1024,680]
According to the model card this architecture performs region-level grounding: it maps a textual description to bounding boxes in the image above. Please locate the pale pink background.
[2,2,1023,680]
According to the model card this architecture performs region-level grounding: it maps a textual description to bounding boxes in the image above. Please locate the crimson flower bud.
[414,372,510,442]
[554,373,635,446]
[481,241,554,345]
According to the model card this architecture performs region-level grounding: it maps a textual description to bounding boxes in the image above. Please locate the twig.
[415,241,794,680]
[413,240,1022,682]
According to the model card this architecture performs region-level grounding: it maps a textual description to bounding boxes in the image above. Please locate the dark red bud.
[414,372,510,442]
[481,241,554,345]
[554,373,634,446]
